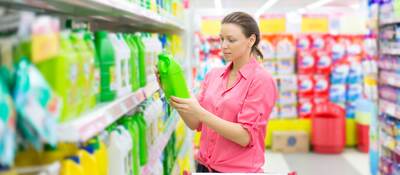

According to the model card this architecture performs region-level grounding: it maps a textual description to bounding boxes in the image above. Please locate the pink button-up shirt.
[196,58,278,173]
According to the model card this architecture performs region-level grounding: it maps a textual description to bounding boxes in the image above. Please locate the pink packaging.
[311,34,326,51]
[297,50,316,74]
[315,51,332,75]
[298,75,314,98]
[298,98,314,118]
[314,75,330,97]
[297,35,311,50]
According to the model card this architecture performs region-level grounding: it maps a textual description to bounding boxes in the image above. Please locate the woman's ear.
[248,34,256,48]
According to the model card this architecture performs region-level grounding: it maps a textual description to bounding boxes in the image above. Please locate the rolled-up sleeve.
[237,76,277,147]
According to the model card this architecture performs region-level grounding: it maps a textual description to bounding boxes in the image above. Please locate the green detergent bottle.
[36,31,80,122]
[120,116,140,175]
[133,113,148,165]
[94,31,116,102]
[70,32,94,114]
[124,34,140,91]
[157,53,190,100]
[83,32,100,105]
[133,35,147,87]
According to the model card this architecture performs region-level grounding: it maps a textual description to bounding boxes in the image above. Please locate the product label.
[31,17,60,63]
[94,69,100,94]
[297,37,310,50]
[110,66,116,91]
[331,44,345,62]
[313,37,325,50]
[314,76,329,93]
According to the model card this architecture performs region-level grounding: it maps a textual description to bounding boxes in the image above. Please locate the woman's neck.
[231,54,252,73]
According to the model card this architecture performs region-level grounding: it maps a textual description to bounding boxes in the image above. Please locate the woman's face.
[220,23,254,62]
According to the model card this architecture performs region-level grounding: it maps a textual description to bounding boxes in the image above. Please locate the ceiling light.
[254,0,279,18]
[306,0,333,10]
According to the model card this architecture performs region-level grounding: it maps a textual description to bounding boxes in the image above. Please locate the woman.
[164,11,277,173]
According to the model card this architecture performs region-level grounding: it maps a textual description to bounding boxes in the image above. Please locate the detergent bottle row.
[35,31,80,122]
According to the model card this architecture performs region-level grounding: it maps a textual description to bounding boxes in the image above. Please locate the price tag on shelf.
[259,14,286,34]
[301,14,329,33]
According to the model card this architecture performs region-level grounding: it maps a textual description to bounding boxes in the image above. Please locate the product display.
[0,0,385,174]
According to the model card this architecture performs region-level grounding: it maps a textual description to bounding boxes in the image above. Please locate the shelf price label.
[201,16,222,36]
[259,14,286,34]
[301,14,329,33]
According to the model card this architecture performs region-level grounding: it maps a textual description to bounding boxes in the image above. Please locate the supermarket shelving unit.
[0,0,194,174]
[378,4,400,173]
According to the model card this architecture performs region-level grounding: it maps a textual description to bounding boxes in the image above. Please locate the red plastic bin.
[312,102,345,154]
[357,123,369,153]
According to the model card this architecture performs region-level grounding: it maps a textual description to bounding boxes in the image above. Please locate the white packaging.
[278,91,297,106]
[277,59,295,74]
[277,75,297,91]
[263,60,277,75]
[279,104,298,119]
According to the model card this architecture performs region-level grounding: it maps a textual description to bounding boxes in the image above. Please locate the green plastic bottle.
[133,35,147,88]
[94,31,116,102]
[70,32,95,114]
[83,32,101,104]
[120,117,140,175]
[157,53,190,100]
[36,31,80,122]
[133,113,148,165]
[123,34,140,91]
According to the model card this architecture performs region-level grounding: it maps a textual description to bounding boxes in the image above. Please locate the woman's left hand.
[170,96,206,121]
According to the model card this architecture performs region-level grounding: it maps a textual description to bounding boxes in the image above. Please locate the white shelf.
[0,0,184,32]
[142,111,179,175]
[380,71,400,88]
[381,46,400,55]
[379,99,400,120]
[380,18,400,27]
[57,82,159,142]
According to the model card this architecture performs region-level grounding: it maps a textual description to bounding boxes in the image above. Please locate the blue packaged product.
[347,63,363,84]
[346,102,356,119]
[346,84,363,102]
[330,84,346,105]
[331,64,349,84]
[13,59,61,149]
[0,76,16,166]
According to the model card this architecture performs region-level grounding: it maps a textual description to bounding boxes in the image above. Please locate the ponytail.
[253,46,264,59]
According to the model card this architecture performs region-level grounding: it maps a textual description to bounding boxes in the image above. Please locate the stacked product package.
[260,35,297,119]
[296,34,378,119]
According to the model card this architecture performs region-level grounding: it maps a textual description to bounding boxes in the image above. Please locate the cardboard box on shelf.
[272,131,310,153]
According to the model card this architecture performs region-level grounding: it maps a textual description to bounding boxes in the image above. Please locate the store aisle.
[263,149,369,175]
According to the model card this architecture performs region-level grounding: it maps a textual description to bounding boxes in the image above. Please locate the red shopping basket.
[312,102,346,154]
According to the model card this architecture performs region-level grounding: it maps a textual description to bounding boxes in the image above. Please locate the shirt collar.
[220,58,258,80]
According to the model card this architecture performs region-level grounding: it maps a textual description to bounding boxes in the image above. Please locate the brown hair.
[222,11,263,58]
